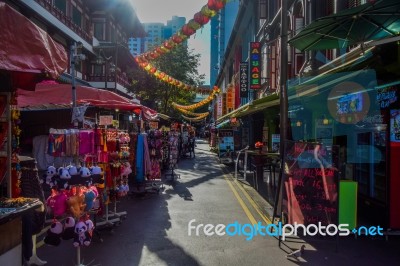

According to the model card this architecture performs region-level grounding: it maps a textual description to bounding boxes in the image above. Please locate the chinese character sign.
[250,42,261,89]
[226,87,234,109]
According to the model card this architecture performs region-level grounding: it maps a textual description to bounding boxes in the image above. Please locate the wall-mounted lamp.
[323,117,329,125]
[296,120,302,127]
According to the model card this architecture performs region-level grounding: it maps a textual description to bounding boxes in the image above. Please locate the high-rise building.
[129,16,186,56]
[209,1,239,88]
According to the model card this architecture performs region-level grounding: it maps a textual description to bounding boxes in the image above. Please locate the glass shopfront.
[287,70,399,227]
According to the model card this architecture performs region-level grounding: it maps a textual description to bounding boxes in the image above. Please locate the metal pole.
[105,59,108,91]
[273,0,289,227]
[71,43,77,108]
[71,43,78,128]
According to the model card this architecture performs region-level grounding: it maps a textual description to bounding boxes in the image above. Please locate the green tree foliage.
[128,44,205,118]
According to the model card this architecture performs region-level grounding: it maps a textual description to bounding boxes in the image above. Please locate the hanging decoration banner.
[240,62,249,97]
[250,42,261,89]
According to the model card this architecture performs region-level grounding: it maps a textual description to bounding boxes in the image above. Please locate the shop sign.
[240,62,249,98]
[376,84,398,109]
[226,87,234,109]
[99,115,113,126]
[149,121,158,129]
[250,42,261,90]
[217,95,223,117]
[222,93,227,115]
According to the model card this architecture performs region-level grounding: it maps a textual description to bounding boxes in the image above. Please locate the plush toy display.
[90,165,103,175]
[120,162,132,178]
[67,165,78,176]
[44,220,63,246]
[46,189,67,217]
[79,167,91,178]
[42,165,57,185]
[67,188,86,219]
[57,167,72,189]
[84,189,97,211]
[73,221,91,247]
[62,216,76,240]
[84,219,94,246]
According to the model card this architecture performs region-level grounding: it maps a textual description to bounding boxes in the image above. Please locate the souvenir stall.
[130,132,162,194]
[147,130,163,180]
[164,129,181,182]
[0,3,68,265]
[14,82,156,265]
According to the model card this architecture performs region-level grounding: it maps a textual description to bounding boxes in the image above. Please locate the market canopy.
[0,2,68,89]
[288,0,400,51]
[16,83,155,115]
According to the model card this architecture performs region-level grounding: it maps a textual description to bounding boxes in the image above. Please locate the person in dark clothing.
[188,132,196,158]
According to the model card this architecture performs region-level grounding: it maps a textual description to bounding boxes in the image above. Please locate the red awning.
[17,83,154,115]
[0,2,68,88]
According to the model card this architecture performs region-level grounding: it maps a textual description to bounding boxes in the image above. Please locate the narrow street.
[36,140,294,266]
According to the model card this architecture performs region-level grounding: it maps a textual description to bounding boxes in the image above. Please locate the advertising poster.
[218,129,234,163]
[271,134,280,153]
[390,109,400,142]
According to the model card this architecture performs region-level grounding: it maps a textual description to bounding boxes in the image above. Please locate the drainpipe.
[310,0,317,76]
[273,0,289,228]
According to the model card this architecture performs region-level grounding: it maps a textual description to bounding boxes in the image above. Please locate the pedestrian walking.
[188,132,196,158]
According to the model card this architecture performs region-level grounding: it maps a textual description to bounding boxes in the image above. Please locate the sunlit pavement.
[35,140,400,266]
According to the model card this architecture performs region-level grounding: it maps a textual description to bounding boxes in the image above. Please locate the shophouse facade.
[9,0,145,99]
[214,0,400,230]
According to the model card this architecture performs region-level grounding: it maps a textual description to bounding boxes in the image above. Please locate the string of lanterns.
[134,0,228,100]
[136,1,228,62]
[135,58,212,95]
[174,107,210,117]
[181,113,209,122]
[172,86,220,111]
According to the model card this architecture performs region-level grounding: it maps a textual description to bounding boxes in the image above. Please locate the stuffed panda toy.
[90,166,104,185]
[67,165,78,176]
[84,219,94,246]
[62,216,76,240]
[79,167,91,178]
[42,165,57,186]
[73,221,91,247]
[90,165,103,175]
[44,220,63,246]
[57,167,71,189]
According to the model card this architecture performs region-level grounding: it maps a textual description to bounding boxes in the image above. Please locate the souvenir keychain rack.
[164,131,180,183]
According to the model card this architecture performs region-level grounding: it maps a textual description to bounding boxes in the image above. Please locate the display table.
[0,198,43,266]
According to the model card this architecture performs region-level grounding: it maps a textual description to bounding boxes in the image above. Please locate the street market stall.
[0,2,68,265]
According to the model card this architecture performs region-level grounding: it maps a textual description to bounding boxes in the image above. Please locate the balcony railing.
[35,0,91,43]
[86,72,130,88]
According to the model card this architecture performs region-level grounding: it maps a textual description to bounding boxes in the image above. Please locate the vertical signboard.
[217,95,223,117]
[222,93,227,115]
[240,62,248,98]
[250,42,261,89]
[226,86,234,110]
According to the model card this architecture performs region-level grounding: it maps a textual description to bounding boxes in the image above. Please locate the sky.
[133,0,211,85]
